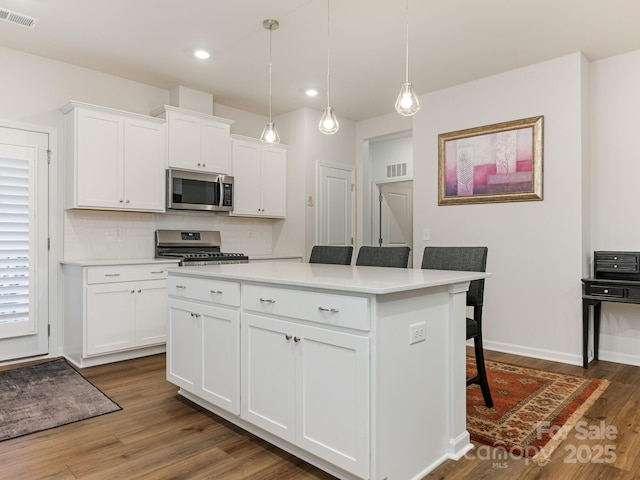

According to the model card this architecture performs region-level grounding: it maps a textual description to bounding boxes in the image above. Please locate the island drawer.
[87,264,169,284]
[167,275,240,307]
[242,284,370,331]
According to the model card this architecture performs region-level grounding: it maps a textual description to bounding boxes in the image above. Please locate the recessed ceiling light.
[305,88,319,97]
[194,49,210,60]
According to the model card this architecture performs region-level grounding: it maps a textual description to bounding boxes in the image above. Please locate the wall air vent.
[386,162,407,178]
[0,7,39,29]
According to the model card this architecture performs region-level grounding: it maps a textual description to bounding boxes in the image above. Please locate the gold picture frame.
[438,116,543,205]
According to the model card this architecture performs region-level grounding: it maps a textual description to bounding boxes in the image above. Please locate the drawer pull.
[285,334,292,341]
[614,265,618,269]
[104,273,121,277]
[210,290,223,295]
[604,289,609,294]
[176,285,187,289]
[318,306,340,313]
[130,289,135,294]
[294,336,301,343]
[260,298,276,304]
[150,271,164,274]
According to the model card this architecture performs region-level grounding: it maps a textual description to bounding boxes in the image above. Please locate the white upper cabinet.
[152,105,234,174]
[61,101,166,212]
[230,135,287,218]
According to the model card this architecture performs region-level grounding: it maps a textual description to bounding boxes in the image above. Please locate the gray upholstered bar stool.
[421,246,493,408]
[309,245,353,265]
[355,246,410,268]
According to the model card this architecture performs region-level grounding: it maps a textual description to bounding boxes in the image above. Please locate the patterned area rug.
[0,358,121,442]
[466,357,609,464]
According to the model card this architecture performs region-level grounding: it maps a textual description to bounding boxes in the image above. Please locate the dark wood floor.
[1,350,639,479]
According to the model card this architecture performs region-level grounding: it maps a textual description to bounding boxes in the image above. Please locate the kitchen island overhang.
[165,262,490,480]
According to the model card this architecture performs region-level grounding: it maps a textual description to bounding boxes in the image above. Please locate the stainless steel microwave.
[166,169,234,213]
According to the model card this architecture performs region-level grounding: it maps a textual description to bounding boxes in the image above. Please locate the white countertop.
[60,258,180,267]
[167,262,490,295]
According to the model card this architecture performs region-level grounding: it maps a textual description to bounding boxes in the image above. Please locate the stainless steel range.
[155,230,248,266]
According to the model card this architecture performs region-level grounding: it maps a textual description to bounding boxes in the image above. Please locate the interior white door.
[0,126,49,361]
[377,181,413,263]
[318,164,354,246]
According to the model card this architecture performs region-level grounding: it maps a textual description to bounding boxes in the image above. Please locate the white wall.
[413,53,589,365]
[590,49,640,365]
[277,107,356,261]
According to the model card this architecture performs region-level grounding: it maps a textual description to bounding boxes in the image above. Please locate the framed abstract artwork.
[438,116,543,205]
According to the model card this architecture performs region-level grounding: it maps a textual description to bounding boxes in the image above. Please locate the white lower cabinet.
[63,262,175,367]
[241,313,370,478]
[166,274,371,479]
[167,298,240,414]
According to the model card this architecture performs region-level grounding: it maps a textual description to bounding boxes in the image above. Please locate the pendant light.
[395,0,420,116]
[261,19,280,144]
[319,0,339,135]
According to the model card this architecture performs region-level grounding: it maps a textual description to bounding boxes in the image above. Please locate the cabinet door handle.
[137,289,141,293]
[285,334,292,341]
[604,289,609,293]
[104,273,121,277]
[130,289,135,293]
[614,264,618,268]
[318,306,339,313]
[190,312,201,318]
[176,285,187,289]
[259,298,276,303]
[294,336,301,343]
[210,290,223,294]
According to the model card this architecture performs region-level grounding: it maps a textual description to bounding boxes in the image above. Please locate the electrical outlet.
[409,322,426,345]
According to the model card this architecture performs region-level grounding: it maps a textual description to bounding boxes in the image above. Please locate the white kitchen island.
[165,262,489,480]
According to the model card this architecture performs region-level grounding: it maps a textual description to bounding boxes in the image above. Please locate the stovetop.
[159,251,248,260]
[155,229,248,264]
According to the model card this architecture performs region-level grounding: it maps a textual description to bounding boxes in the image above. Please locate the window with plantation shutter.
[0,127,48,361]
[0,155,30,326]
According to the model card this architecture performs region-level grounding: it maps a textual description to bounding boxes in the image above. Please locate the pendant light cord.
[268,25,273,122]
[326,0,332,107]
[404,0,409,83]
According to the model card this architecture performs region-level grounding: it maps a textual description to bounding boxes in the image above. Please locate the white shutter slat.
[0,154,29,325]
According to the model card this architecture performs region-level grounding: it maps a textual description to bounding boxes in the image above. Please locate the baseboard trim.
[598,349,640,367]
[482,340,583,367]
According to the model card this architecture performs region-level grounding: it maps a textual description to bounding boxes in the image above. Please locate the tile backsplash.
[63,210,273,260]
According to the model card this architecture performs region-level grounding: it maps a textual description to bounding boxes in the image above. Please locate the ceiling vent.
[0,7,39,29]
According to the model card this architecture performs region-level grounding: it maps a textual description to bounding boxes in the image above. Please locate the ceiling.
[2,0,640,122]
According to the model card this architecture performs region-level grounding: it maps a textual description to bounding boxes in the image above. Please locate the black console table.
[582,251,640,368]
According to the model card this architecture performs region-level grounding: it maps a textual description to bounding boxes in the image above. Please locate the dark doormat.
[0,357,122,442]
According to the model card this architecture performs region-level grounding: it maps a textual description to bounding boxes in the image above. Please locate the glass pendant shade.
[319,0,339,135]
[261,122,280,144]
[395,82,420,116]
[319,106,339,135]
[261,19,280,144]
[395,0,420,117]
